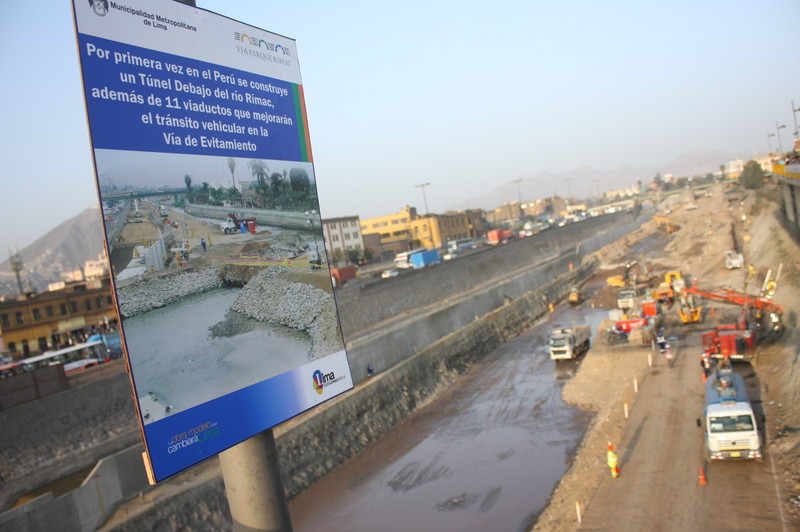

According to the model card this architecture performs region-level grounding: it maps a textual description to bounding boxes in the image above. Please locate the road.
[289,288,609,532]
[577,325,788,531]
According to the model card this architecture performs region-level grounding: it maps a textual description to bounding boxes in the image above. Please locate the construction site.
[2,181,799,531]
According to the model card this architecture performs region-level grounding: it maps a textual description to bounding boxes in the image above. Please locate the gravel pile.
[117,267,224,318]
[230,266,343,358]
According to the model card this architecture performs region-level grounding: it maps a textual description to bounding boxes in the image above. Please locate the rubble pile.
[116,267,224,318]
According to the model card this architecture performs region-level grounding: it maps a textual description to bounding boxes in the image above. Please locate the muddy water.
[289,295,609,532]
[123,288,311,420]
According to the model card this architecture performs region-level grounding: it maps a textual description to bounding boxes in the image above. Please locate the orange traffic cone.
[698,466,707,486]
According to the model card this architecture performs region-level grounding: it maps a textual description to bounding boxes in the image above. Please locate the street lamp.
[767,131,775,153]
[304,210,321,268]
[512,179,523,203]
[776,121,787,154]
[793,100,800,139]
[415,182,431,214]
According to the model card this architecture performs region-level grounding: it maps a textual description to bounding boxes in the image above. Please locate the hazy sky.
[1,0,799,256]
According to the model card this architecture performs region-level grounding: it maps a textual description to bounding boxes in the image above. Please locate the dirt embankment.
[534,185,800,530]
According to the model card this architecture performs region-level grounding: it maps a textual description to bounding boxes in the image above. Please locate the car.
[381,269,399,279]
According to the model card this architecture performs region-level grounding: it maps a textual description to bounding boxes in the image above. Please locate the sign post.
[71,3,352,523]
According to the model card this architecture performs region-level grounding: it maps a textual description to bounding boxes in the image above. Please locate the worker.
[700,351,712,376]
[656,329,667,352]
[607,443,620,478]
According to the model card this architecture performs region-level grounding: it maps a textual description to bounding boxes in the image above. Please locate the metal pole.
[776,121,786,154]
[767,131,774,153]
[793,100,800,139]
[219,430,293,532]
[415,182,431,214]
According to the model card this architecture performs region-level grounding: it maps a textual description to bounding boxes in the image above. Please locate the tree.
[270,172,285,197]
[346,248,362,265]
[248,160,270,207]
[248,160,269,186]
[332,249,346,267]
[739,161,766,189]
[184,174,192,190]
[289,168,310,193]
[227,157,237,191]
[653,173,663,188]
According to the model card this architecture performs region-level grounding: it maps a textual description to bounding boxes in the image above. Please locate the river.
[290,290,609,532]
[123,287,311,422]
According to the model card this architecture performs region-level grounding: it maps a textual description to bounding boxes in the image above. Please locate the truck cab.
[700,369,762,461]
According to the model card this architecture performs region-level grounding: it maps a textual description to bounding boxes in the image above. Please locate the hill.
[0,207,105,297]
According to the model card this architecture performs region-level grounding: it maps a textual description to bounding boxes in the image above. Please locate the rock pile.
[116,267,224,318]
[230,266,343,358]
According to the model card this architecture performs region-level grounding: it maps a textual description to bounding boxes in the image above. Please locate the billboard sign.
[72,0,352,482]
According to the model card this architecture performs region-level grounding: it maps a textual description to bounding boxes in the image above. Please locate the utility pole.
[513,179,523,203]
[9,249,24,296]
[415,182,431,215]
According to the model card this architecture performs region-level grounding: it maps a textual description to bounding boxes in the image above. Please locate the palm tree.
[248,160,269,186]
[227,157,237,191]
[248,160,270,207]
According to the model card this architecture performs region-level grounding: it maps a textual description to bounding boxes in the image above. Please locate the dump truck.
[698,368,762,462]
[221,214,257,234]
[616,288,638,310]
[549,326,591,360]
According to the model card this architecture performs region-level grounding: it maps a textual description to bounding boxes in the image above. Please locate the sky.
[1,0,799,256]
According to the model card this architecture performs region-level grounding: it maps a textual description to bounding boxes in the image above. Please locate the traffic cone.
[698,466,707,486]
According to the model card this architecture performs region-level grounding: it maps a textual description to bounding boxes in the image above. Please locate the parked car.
[381,269,400,279]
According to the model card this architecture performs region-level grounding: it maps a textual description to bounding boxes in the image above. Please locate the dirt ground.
[113,206,333,292]
[534,184,800,531]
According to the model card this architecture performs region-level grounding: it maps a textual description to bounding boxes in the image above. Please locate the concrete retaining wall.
[184,203,315,231]
[0,372,140,510]
[335,212,635,336]
[0,446,149,532]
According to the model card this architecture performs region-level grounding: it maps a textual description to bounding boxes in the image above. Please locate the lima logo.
[312,369,335,395]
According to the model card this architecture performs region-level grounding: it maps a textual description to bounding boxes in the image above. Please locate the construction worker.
[700,351,712,377]
[607,443,620,478]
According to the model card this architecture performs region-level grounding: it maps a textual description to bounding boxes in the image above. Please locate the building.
[725,158,746,179]
[321,215,366,265]
[484,199,553,226]
[0,276,117,358]
[360,206,418,256]
[360,207,488,258]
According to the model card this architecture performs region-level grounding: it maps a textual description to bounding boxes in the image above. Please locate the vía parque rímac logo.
[234,32,291,56]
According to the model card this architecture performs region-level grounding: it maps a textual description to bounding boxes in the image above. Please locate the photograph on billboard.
[72,0,353,482]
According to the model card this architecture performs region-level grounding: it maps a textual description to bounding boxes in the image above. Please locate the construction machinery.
[654,215,680,233]
[683,265,784,342]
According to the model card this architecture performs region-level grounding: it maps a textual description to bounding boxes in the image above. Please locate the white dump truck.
[698,368,762,462]
[549,326,591,360]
